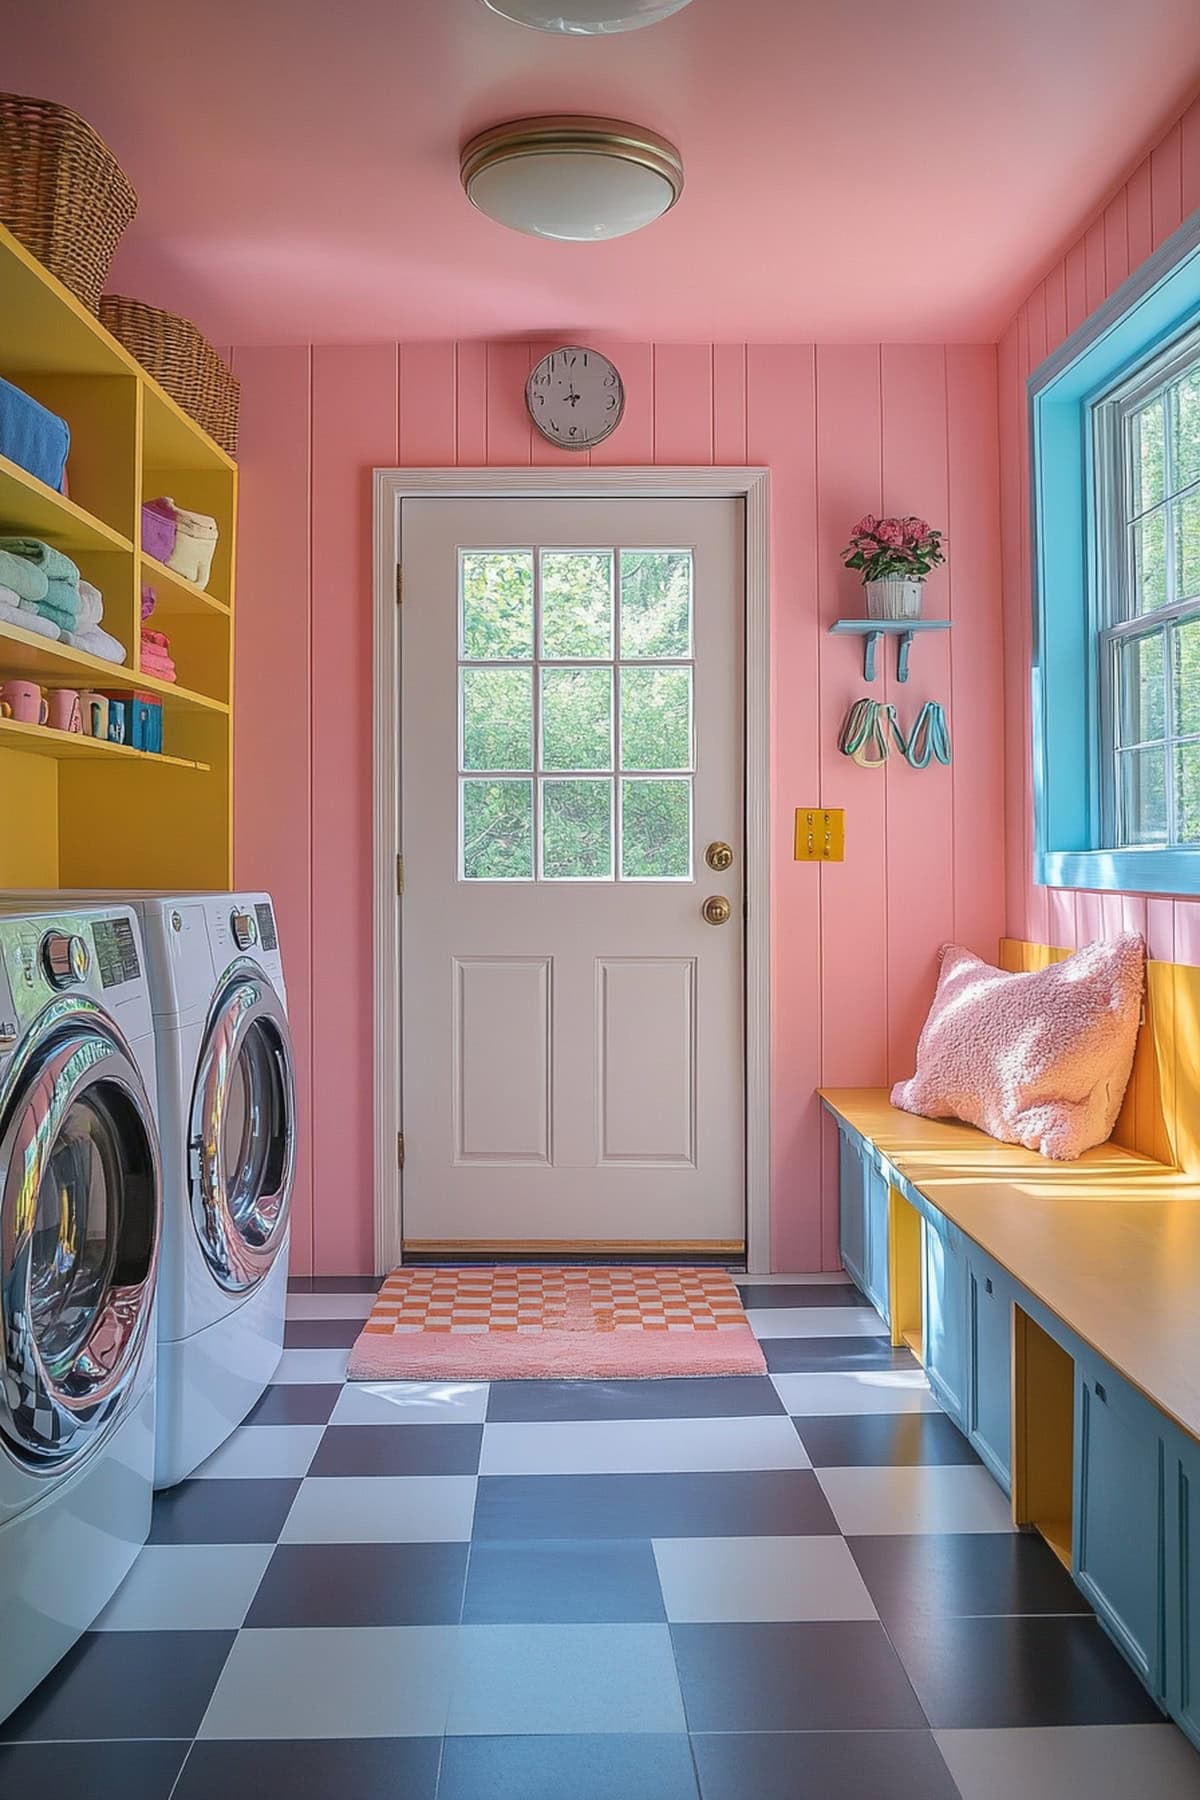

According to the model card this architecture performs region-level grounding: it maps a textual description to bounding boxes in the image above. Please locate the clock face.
[526,346,624,450]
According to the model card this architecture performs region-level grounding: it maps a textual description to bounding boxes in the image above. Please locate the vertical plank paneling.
[1075,891,1104,946]
[589,340,653,465]
[1183,95,1200,217]
[310,344,397,1274]
[1102,190,1129,297]
[1043,262,1067,350]
[230,345,315,1273]
[651,345,714,464]
[1147,897,1176,964]
[455,341,488,464]
[1126,157,1154,272]
[1086,216,1109,315]
[398,343,456,464]
[485,342,533,464]
[880,345,953,1082]
[1064,240,1088,335]
[1151,122,1183,251]
[712,344,748,464]
[947,345,1005,958]
[747,343,824,1270]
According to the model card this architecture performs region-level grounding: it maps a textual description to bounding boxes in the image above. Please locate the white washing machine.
[0,905,161,1722]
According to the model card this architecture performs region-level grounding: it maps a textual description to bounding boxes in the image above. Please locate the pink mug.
[0,680,48,726]
[48,688,83,733]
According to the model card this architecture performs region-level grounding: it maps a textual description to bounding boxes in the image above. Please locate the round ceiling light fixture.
[480,0,693,33]
[461,116,684,242]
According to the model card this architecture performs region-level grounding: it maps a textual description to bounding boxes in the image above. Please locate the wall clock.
[526,345,624,449]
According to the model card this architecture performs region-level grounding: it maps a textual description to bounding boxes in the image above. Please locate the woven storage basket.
[99,295,240,457]
[0,94,137,311]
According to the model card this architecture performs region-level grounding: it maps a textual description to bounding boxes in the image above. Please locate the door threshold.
[402,1238,746,1266]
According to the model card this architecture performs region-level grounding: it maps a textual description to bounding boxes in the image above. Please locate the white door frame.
[372,467,772,1273]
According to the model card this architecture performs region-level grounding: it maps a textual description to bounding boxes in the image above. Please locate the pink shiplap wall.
[231,341,1004,1276]
[1000,92,1200,967]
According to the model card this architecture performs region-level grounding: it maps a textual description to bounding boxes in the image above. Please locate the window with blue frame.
[1031,215,1200,896]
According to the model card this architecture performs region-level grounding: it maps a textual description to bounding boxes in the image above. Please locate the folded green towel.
[42,576,80,622]
[0,546,49,604]
[0,537,80,587]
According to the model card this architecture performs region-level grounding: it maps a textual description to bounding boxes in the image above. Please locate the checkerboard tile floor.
[4,1275,1200,1799]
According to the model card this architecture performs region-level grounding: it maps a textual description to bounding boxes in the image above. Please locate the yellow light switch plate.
[794,807,845,861]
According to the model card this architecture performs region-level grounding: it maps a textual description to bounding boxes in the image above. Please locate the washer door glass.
[190,966,296,1294]
[0,1001,160,1468]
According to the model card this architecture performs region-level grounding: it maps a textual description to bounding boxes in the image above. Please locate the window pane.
[541,779,613,879]
[1118,747,1168,844]
[1116,631,1164,746]
[1175,492,1200,603]
[620,550,693,657]
[621,778,692,878]
[460,551,534,660]
[1176,615,1200,737]
[461,667,532,770]
[540,551,613,658]
[620,666,692,770]
[540,666,612,770]
[1178,742,1200,844]
[1174,367,1200,492]
[1130,399,1165,515]
[461,780,533,879]
[1131,508,1168,614]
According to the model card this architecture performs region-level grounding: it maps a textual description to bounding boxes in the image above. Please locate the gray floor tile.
[746,1306,889,1338]
[192,1425,324,1479]
[671,1620,926,1730]
[197,1627,458,1738]
[242,1383,342,1425]
[438,1733,699,1799]
[935,1724,1200,1797]
[771,1369,940,1415]
[849,1530,1089,1625]
[270,1349,352,1385]
[693,1729,960,1799]
[244,1542,468,1627]
[149,1479,301,1546]
[764,1335,920,1373]
[463,1539,665,1624]
[793,1410,981,1467]
[653,1534,877,1622]
[174,1737,439,1800]
[817,1464,1016,1535]
[445,1624,686,1735]
[284,1318,363,1348]
[310,1422,482,1476]
[329,1380,489,1426]
[280,1474,477,1542]
[486,1376,784,1423]
[94,1545,273,1631]
[0,1741,189,1799]
[0,1632,235,1742]
[473,1470,837,1539]
[738,1281,866,1308]
[479,1415,809,1476]
[285,1292,379,1319]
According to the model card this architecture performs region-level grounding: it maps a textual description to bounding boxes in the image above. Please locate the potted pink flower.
[841,515,946,620]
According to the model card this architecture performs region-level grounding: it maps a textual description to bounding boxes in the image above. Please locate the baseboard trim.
[401,1239,746,1259]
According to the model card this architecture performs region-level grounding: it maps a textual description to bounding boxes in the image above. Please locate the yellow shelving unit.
[0,219,235,890]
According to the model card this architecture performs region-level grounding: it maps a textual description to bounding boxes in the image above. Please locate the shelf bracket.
[896,631,915,684]
[861,630,882,684]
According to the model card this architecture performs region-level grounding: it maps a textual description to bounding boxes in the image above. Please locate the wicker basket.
[99,295,240,458]
[0,94,137,312]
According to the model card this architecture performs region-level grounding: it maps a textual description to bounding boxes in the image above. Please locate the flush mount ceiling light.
[461,116,683,242]
[481,0,693,32]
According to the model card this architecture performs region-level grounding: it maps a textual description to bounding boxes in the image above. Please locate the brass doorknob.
[705,841,734,872]
[702,895,732,926]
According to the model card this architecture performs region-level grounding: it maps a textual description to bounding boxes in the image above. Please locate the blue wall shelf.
[829,617,950,683]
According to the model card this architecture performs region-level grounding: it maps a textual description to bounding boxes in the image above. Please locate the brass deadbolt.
[702,895,732,926]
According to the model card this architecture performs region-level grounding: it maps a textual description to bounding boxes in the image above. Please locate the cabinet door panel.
[1075,1359,1164,1693]
[923,1213,966,1427]
[967,1257,1012,1490]
[838,1130,867,1293]
[863,1158,891,1324]
[1168,1440,1200,1747]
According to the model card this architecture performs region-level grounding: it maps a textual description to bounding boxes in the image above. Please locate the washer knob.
[42,932,90,989]
[231,910,258,951]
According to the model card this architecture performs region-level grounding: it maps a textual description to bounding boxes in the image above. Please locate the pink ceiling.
[8,0,1200,343]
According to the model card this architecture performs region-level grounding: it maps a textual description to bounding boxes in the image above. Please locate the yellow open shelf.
[0,615,226,712]
[0,715,209,769]
[140,552,231,618]
[0,454,133,555]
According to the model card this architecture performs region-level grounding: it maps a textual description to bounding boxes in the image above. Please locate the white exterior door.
[400,496,744,1252]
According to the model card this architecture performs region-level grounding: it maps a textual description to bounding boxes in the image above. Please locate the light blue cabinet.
[966,1253,1013,1491]
[837,1128,867,1295]
[922,1209,966,1428]
[1074,1356,1165,1698]
[1167,1436,1200,1750]
[862,1155,891,1325]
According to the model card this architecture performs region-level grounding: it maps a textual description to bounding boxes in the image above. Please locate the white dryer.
[134,893,295,1488]
[0,905,161,1722]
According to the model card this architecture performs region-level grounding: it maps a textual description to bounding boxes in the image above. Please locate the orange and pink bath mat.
[347,1266,766,1381]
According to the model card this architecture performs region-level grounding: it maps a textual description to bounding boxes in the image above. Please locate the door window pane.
[462,779,533,879]
[1118,746,1168,844]
[541,778,613,879]
[1131,509,1168,614]
[461,667,533,770]
[620,550,692,657]
[621,778,691,879]
[620,666,692,770]
[460,551,534,660]
[1131,398,1165,515]
[540,666,612,770]
[1116,631,1164,746]
[540,551,613,659]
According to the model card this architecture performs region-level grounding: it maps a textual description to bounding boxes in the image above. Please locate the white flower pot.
[865,577,923,621]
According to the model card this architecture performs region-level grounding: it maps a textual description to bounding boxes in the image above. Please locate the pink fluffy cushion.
[891,935,1145,1160]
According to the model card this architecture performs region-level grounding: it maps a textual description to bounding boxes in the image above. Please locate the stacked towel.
[0,547,48,605]
[0,581,60,640]
[0,537,80,631]
[140,624,176,682]
[58,578,127,665]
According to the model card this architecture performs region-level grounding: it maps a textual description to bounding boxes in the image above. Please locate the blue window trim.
[1031,210,1200,897]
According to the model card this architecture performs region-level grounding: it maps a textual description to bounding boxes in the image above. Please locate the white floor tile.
[280,1475,478,1543]
[736,1272,852,1286]
[746,1307,886,1339]
[935,1725,1200,1798]
[446,1624,685,1735]
[817,1464,1016,1535]
[271,1348,351,1384]
[653,1534,878,1623]
[94,1544,273,1631]
[330,1380,489,1426]
[479,1415,810,1476]
[285,1292,378,1320]
[771,1369,941,1415]
[198,1626,458,1738]
[192,1424,324,1479]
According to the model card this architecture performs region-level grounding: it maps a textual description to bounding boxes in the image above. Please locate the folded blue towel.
[0,538,79,587]
[0,546,48,604]
[0,376,69,492]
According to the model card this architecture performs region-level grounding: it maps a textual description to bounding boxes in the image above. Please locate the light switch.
[794,807,845,861]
